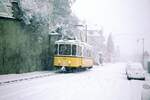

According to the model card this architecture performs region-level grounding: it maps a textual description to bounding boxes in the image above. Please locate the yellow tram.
[54,40,93,71]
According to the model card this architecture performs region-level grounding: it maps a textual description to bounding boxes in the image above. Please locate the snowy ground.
[0,63,146,100]
[0,71,54,83]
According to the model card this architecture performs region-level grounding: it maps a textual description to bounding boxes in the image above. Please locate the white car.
[126,63,145,80]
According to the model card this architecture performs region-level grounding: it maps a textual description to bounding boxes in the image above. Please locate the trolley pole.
[74,24,88,43]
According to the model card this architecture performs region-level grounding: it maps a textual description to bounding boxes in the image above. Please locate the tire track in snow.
[0,72,59,86]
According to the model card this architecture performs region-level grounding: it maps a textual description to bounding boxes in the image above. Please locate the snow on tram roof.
[55,39,91,47]
[55,39,79,44]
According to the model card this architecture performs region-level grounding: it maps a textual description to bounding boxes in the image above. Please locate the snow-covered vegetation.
[0,0,118,74]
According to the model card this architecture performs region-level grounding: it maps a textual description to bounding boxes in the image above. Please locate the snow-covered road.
[0,63,144,100]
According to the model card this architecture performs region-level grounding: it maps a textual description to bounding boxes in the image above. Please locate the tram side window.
[72,45,76,56]
[77,46,82,56]
[83,47,91,57]
[86,49,88,57]
[55,44,58,55]
[89,50,92,57]
[88,49,92,57]
[59,44,71,55]
[83,47,87,57]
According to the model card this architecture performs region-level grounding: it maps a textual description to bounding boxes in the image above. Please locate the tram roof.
[55,39,92,47]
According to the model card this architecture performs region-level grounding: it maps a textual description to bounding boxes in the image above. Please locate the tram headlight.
[58,60,61,65]
[68,60,71,65]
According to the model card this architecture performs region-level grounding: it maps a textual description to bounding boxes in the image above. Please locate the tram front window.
[72,45,76,56]
[59,44,71,55]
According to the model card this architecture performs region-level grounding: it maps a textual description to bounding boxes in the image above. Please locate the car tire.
[142,78,145,81]
[127,76,131,80]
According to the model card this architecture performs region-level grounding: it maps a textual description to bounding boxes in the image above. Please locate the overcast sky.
[72,0,150,57]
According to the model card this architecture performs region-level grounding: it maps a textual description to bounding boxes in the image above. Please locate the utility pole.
[137,38,145,67]
[142,38,145,68]
[137,39,139,62]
